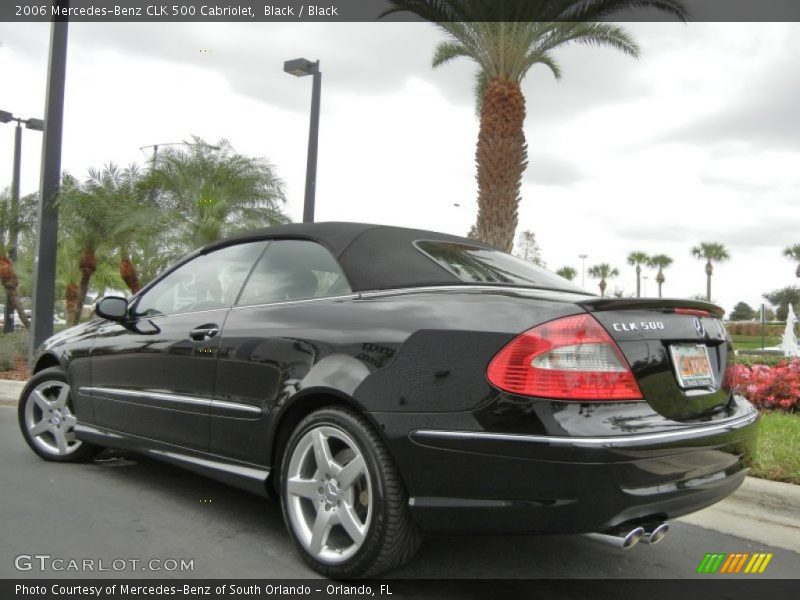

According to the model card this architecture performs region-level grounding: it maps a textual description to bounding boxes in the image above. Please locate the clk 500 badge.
[612,321,665,332]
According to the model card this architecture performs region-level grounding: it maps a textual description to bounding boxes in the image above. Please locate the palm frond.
[524,51,562,79]
[783,245,800,260]
[627,251,649,266]
[562,0,689,24]
[432,40,472,67]
[472,68,490,116]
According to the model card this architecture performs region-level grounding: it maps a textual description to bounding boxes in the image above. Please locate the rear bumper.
[376,401,759,535]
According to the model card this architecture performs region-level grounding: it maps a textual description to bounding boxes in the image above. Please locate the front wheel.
[280,407,420,578]
[18,367,99,462]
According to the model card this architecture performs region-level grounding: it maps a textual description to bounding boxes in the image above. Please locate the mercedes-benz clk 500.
[19,222,757,577]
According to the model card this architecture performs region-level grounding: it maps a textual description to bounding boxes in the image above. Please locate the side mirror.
[95,296,129,322]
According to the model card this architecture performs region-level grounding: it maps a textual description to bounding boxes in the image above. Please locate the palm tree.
[0,188,37,328]
[381,1,689,251]
[147,137,290,252]
[784,244,800,278]
[55,234,83,321]
[691,242,730,302]
[627,251,649,297]
[648,254,673,298]
[104,164,153,294]
[58,169,125,325]
[588,263,619,297]
[556,266,577,281]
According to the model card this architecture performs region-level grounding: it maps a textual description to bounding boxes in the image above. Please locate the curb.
[0,379,25,405]
[678,476,800,553]
[736,476,800,515]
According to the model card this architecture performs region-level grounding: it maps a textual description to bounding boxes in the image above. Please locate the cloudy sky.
[1,20,798,315]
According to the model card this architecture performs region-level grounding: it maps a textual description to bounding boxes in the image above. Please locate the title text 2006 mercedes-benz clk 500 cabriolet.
[19,222,757,577]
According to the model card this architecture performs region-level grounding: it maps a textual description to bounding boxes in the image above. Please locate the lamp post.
[30,1,69,364]
[579,254,588,288]
[0,111,44,333]
[284,58,321,224]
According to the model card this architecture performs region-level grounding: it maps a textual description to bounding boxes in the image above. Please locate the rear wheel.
[280,407,420,578]
[18,367,99,462]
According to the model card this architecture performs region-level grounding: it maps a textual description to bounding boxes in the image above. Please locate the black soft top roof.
[206,222,494,292]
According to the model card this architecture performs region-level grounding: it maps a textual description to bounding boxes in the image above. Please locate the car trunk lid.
[578,297,733,420]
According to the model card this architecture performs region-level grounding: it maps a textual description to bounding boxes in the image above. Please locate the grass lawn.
[751,411,800,485]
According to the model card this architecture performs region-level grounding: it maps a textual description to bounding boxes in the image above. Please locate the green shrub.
[726,322,785,337]
[735,353,790,367]
[0,330,29,371]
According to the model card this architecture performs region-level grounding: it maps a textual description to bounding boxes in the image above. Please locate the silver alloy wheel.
[23,380,82,457]
[285,425,373,564]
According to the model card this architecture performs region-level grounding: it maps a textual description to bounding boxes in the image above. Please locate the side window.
[237,240,351,306]
[135,242,266,317]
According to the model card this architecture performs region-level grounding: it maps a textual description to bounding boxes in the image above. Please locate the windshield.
[415,240,588,293]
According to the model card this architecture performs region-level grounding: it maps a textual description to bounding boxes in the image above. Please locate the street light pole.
[1,112,44,333]
[4,122,22,333]
[30,3,69,364]
[284,58,321,223]
[304,64,321,224]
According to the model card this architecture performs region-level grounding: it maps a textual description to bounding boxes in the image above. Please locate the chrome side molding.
[79,386,262,418]
[412,409,758,449]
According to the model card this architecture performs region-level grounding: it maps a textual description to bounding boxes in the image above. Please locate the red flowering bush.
[726,359,800,411]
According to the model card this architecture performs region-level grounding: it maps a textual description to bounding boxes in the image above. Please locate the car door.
[88,241,266,451]
[211,239,354,463]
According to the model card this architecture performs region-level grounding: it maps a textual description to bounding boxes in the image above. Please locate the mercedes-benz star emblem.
[694,317,706,336]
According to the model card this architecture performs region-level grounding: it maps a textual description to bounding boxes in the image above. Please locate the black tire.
[18,367,100,463]
[280,406,420,578]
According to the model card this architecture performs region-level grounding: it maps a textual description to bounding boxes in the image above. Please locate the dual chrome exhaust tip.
[586,522,669,550]
[641,522,669,545]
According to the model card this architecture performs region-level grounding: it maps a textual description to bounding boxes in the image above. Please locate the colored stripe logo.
[696,552,773,574]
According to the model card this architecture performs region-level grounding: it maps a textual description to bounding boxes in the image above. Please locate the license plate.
[669,344,715,388]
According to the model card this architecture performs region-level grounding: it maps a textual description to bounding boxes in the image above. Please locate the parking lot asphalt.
[1,404,798,580]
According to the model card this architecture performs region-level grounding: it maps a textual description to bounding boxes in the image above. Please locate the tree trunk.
[65,283,78,319]
[635,264,641,297]
[0,256,30,328]
[706,260,713,302]
[72,249,97,325]
[657,269,665,298]
[599,279,607,297]
[120,256,141,294]
[475,77,527,252]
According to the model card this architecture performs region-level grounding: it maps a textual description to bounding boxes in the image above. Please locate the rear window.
[415,240,587,293]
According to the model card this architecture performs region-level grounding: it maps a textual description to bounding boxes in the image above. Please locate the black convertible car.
[19,222,758,577]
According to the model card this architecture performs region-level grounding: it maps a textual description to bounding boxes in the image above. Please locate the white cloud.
[0,20,798,316]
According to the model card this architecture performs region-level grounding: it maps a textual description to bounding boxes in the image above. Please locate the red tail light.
[486,314,643,401]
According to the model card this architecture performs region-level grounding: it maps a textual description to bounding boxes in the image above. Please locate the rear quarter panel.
[214,288,585,464]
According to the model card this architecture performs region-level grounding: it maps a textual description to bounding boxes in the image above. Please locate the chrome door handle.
[189,324,220,341]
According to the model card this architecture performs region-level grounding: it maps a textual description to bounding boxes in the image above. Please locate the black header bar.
[3,0,800,23]
[3,578,800,600]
